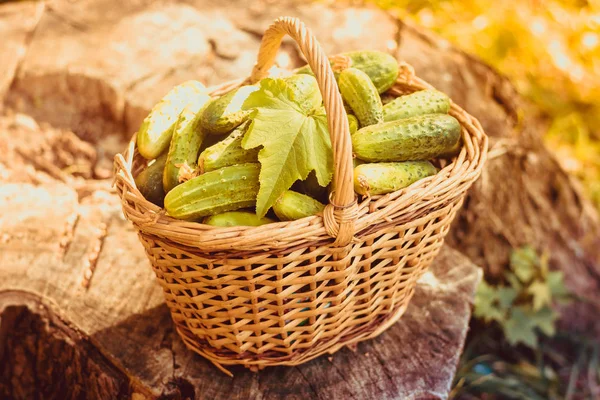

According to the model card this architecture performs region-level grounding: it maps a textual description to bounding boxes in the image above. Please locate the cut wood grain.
[0,182,481,399]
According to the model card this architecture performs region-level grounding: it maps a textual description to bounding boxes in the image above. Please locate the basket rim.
[113,66,488,253]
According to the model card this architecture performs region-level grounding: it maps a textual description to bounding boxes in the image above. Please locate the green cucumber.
[439,138,462,159]
[284,74,322,112]
[200,86,259,135]
[204,211,274,227]
[273,190,325,221]
[163,96,210,193]
[352,114,461,162]
[134,153,168,207]
[354,161,437,195]
[297,50,399,93]
[137,80,208,159]
[198,122,259,172]
[383,90,450,122]
[347,114,359,135]
[339,68,383,127]
[164,163,260,220]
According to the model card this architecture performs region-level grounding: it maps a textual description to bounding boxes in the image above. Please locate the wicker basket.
[113,16,487,374]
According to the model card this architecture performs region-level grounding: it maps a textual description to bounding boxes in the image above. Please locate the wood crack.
[294,366,321,400]
[81,219,110,290]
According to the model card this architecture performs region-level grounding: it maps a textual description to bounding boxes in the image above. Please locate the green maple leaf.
[241,78,333,216]
[547,271,569,299]
[527,280,552,311]
[474,281,506,322]
[497,287,518,309]
[505,272,523,291]
[502,305,558,348]
[530,307,557,336]
[502,306,539,348]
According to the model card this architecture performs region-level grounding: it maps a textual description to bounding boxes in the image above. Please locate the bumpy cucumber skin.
[198,122,259,172]
[164,163,260,220]
[352,114,461,162]
[383,90,450,122]
[137,81,207,159]
[339,68,383,127]
[297,51,399,94]
[200,86,259,135]
[204,211,274,227]
[284,74,322,112]
[347,114,359,135]
[354,161,437,195]
[163,97,210,193]
[134,153,168,207]
[273,190,325,221]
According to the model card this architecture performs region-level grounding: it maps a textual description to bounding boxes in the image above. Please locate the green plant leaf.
[530,307,557,337]
[474,281,505,323]
[527,280,552,311]
[497,287,518,309]
[505,272,523,291]
[547,271,569,299]
[503,306,539,348]
[241,78,333,216]
[510,246,538,283]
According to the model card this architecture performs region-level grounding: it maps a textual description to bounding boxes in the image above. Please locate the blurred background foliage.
[368,0,600,209]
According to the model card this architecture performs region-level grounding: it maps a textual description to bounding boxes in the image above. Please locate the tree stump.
[1,0,599,398]
[0,181,481,399]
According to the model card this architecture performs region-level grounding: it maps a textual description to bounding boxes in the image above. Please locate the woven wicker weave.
[113,17,487,374]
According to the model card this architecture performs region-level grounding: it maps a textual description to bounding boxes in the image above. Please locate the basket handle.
[250,17,357,247]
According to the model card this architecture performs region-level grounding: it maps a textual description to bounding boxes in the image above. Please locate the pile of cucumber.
[133,51,460,227]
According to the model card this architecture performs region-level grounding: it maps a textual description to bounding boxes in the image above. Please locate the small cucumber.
[137,80,208,159]
[347,114,359,135]
[352,114,461,162]
[163,96,211,193]
[164,163,260,220]
[273,190,325,221]
[134,153,168,207]
[204,211,274,227]
[284,74,322,112]
[297,50,399,94]
[339,68,383,127]
[383,90,450,122]
[197,122,259,172]
[200,86,259,135]
[354,161,437,196]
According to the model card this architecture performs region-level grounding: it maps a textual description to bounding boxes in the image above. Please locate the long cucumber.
[352,114,461,162]
[137,80,208,159]
[197,122,258,172]
[200,86,259,135]
[164,163,260,220]
[339,68,383,127]
[354,162,437,195]
[163,96,210,193]
[383,90,450,122]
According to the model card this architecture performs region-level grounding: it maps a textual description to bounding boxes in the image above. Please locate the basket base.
[174,294,412,374]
